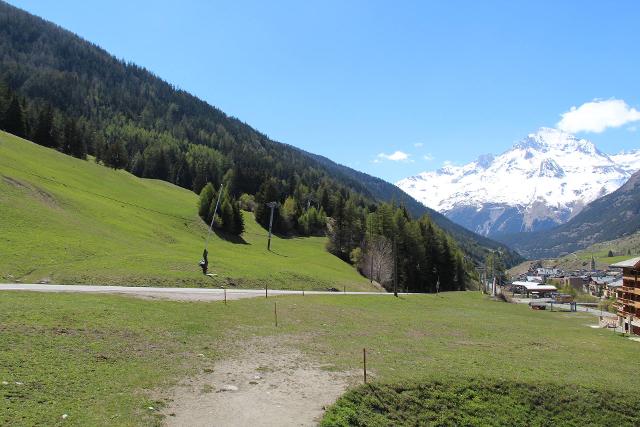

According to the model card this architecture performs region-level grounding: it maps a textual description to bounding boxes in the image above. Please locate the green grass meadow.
[0,132,373,291]
[0,291,638,426]
[2,132,638,426]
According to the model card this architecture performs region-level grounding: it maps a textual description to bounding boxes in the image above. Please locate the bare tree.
[359,235,393,288]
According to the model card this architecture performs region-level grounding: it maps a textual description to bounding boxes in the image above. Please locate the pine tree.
[327,193,347,259]
[0,82,8,126]
[231,199,245,235]
[281,196,297,232]
[62,117,87,159]
[33,105,55,147]
[219,197,234,233]
[104,139,128,169]
[130,151,145,176]
[198,183,215,222]
[3,96,26,137]
[174,156,192,189]
[454,254,466,291]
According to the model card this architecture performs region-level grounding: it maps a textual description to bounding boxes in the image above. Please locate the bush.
[298,206,326,236]
[239,193,255,212]
[322,380,640,426]
[349,247,362,266]
[598,297,617,313]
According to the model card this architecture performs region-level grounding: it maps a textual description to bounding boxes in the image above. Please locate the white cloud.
[377,151,410,161]
[557,99,640,133]
[413,142,424,148]
[423,153,434,161]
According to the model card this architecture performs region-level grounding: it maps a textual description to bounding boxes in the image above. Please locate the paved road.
[0,283,411,301]
[511,296,617,318]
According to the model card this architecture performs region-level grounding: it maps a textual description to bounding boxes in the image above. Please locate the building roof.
[610,257,640,269]
[608,279,623,288]
[512,281,558,291]
[591,276,617,285]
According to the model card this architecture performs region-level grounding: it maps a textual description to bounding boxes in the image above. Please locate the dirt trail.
[163,338,354,427]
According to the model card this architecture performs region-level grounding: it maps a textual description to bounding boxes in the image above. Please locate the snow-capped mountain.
[396,128,640,237]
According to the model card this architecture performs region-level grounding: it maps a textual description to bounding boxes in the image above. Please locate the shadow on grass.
[268,249,290,258]
[213,228,248,244]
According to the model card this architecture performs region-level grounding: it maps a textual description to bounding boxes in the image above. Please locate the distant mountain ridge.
[397,127,640,237]
[498,169,640,259]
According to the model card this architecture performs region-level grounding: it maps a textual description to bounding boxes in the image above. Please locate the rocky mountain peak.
[396,127,640,237]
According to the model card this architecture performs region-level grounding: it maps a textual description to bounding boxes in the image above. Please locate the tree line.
[197,177,470,292]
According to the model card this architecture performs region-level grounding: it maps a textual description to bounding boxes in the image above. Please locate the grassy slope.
[0,292,638,426]
[0,132,373,291]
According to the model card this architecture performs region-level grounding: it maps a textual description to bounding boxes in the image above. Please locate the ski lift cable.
[204,183,225,252]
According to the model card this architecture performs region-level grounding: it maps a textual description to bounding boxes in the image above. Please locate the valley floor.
[1,290,639,426]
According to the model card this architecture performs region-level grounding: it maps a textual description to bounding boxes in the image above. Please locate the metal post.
[266,202,277,251]
[274,302,278,327]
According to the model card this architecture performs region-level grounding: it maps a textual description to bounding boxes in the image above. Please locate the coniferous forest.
[0,1,521,291]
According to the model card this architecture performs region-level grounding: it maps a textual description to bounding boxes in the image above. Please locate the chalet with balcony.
[610,257,640,335]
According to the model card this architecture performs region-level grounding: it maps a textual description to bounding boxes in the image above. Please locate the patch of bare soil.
[2,175,59,208]
[111,290,258,302]
[162,338,354,427]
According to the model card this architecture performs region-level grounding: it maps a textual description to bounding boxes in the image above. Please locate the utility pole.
[266,201,277,251]
[393,237,398,297]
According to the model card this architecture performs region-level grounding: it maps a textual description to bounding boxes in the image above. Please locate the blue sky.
[9,0,640,182]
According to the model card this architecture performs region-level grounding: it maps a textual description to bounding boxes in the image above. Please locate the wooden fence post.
[363,348,367,384]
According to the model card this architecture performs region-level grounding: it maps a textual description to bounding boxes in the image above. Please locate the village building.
[562,276,584,290]
[536,267,559,276]
[610,257,640,335]
[604,278,622,299]
[587,276,617,297]
[511,281,557,298]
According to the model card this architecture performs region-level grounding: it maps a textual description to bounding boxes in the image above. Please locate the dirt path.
[162,338,354,427]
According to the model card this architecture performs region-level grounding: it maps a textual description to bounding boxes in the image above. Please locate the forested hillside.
[0,1,520,290]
